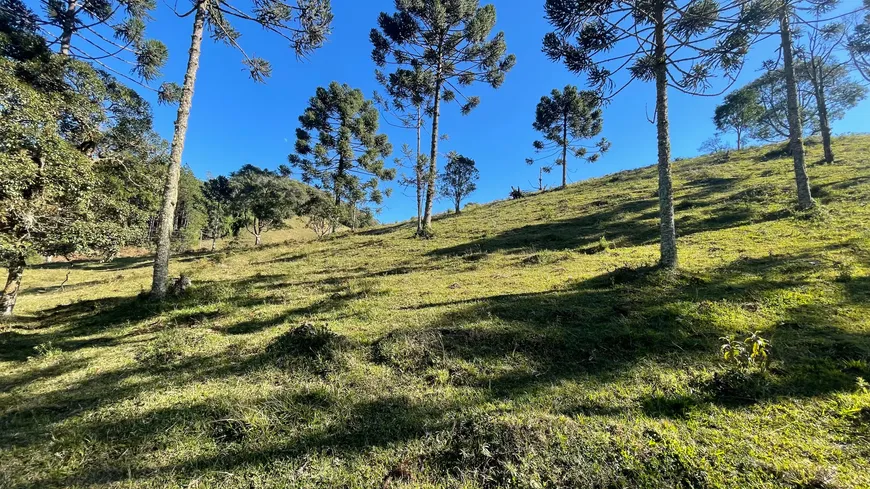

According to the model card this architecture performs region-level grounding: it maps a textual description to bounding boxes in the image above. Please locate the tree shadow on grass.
[428,192,789,258]
[398,252,870,405]
[5,252,870,487]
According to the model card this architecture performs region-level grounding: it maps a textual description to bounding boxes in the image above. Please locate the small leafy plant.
[29,342,62,361]
[720,332,771,370]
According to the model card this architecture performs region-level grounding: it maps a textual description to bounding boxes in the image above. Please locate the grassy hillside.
[2,136,870,488]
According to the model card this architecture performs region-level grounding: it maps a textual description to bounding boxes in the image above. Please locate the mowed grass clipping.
[2,136,870,488]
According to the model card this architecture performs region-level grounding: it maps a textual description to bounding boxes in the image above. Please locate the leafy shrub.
[509,186,524,199]
[29,342,62,361]
[720,331,771,370]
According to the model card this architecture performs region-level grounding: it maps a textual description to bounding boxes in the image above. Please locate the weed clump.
[373,329,445,373]
[267,322,350,369]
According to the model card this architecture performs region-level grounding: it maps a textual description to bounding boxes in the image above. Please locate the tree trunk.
[455,199,461,214]
[561,114,568,188]
[211,237,217,251]
[421,72,442,235]
[810,63,834,163]
[654,4,678,270]
[1,255,25,316]
[779,5,815,209]
[59,0,77,57]
[253,218,261,246]
[150,0,207,299]
[415,106,424,234]
[736,126,742,150]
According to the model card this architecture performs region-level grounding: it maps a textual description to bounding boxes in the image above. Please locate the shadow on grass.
[4,251,870,487]
[428,190,789,257]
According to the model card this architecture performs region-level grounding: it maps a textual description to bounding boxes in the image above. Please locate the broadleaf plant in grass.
[288,82,395,232]
[371,0,516,237]
[149,0,333,299]
[529,85,610,189]
[543,0,767,269]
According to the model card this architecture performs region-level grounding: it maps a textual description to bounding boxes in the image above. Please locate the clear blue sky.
[94,1,870,223]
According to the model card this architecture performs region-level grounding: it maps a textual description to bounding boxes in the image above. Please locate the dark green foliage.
[371,0,515,232]
[439,152,479,214]
[19,0,168,82]
[202,176,234,249]
[714,88,763,150]
[529,85,609,188]
[228,164,308,245]
[289,82,394,222]
[171,168,207,252]
[0,15,168,313]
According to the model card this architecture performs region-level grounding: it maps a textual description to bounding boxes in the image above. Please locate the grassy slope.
[1,136,870,489]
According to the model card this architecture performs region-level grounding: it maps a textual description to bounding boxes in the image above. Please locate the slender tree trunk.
[253,218,261,246]
[779,5,815,209]
[736,126,742,150]
[539,167,544,191]
[455,198,461,214]
[421,72,442,235]
[561,115,568,189]
[809,63,834,163]
[211,237,217,251]
[59,0,77,57]
[415,106,424,234]
[1,255,25,316]
[654,4,677,270]
[150,0,207,299]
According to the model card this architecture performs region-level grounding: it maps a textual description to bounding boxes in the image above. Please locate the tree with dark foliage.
[529,85,609,189]
[371,0,515,236]
[439,152,479,214]
[150,0,332,298]
[289,81,394,231]
[543,0,763,269]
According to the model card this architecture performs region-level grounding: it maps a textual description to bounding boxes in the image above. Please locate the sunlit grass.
[1,136,869,488]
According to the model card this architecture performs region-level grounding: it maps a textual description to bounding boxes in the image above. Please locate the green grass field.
[2,136,870,488]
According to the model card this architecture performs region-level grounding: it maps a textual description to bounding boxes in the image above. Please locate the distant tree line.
[3,0,870,317]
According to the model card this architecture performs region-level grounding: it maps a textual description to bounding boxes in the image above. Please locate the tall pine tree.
[543,0,762,269]
[529,85,609,189]
[371,0,515,236]
[150,0,332,298]
[289,82,395,229]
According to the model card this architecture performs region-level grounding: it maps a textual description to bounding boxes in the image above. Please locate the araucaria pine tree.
[5,0,171,90]
[374,66,434,235]
[149,0,332,299]
[543,0,762,269]
[530,85,609,189]
[850,6,870,80]
[371,0,515,236]
[288,82,395,228]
